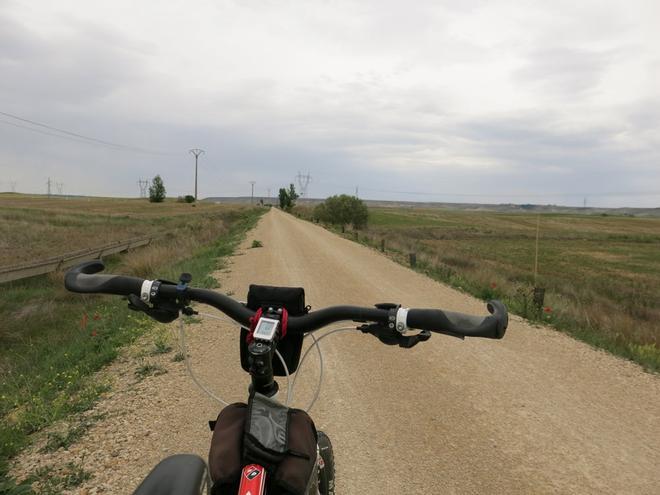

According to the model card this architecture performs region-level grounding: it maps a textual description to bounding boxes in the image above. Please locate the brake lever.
[127,293,180,323]
[398,330,432,348]
[358,324,431,348]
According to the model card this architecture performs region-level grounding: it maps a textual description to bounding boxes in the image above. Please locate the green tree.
[149,175,166,203]
[278,188,288,210]
[314,195,368,229]
[278,183,299,211]
[288,184,299,206]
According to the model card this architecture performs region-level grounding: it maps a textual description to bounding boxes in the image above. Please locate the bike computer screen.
[253,317,280,341]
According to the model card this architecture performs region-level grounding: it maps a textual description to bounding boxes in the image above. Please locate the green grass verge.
[0,207,263,493]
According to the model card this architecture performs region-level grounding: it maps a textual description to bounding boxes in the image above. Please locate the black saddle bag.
[208,394,318,495]
[239,284,308,375]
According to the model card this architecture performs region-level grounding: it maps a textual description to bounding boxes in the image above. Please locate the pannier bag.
[208,394,318,495]
[239,284,309,376]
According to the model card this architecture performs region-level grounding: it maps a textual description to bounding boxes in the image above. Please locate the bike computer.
[253,317,280,341]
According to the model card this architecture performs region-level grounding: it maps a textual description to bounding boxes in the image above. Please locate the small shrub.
[135,362,167,379]
[152,336,172,355]
[251,240,263,248]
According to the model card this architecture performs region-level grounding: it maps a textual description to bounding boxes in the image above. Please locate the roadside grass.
[23,462,91,495]
[300,206,660,372]
[0,203,264,492]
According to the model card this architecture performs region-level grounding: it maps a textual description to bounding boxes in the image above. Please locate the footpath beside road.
[12,208,660,494]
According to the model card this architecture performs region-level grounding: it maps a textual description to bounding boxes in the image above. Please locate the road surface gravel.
[12,208,660,494]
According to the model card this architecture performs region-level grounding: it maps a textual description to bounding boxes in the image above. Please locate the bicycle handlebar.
[407,301,507,339]
[65,261,508,339]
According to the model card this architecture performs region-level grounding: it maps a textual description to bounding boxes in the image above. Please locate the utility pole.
[47,177,52,198]
[250,181,256,205]
[56,182,63,195]
[355,186,359,198]
[189,148,205,201]
[9,181,17,193]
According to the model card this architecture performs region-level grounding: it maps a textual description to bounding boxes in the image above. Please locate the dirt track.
[13,208,660,493]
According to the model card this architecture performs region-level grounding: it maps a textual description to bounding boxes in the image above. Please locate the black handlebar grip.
[64,260,144,296]
[407,300,508,339]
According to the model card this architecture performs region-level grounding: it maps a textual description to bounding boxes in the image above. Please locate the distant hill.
[202,196,660,217]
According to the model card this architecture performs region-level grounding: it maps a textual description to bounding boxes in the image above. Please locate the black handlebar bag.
[239,284,308,375]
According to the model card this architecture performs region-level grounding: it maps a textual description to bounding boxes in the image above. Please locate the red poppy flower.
[490,282,497,289]
[93,313,101,320]
[544,307,552,313]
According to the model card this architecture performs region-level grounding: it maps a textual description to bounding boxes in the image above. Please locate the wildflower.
[93,313,101,320]
[544,307,552,313]
[490,282,497,289]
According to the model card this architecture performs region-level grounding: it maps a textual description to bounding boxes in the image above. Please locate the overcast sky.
[1,0,658,206]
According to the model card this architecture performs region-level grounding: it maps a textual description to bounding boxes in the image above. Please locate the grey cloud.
[0,13,145,106]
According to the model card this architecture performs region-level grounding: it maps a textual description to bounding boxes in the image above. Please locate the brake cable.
[178,314,291,406]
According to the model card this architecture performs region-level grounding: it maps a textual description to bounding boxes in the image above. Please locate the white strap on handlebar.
[395,307,409,334]
[141,280,155,303]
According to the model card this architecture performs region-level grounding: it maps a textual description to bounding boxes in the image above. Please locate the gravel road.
[13,208,660,494]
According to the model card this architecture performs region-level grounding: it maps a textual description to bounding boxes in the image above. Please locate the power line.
[0,110,179,156]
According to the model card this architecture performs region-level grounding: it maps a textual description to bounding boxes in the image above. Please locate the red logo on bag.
[239,465,266,495]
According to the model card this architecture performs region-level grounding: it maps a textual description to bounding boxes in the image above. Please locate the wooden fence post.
[409,252,417,267]
[533,287,546,315]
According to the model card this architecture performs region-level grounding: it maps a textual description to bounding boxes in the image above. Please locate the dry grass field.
[0,194,247,267]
